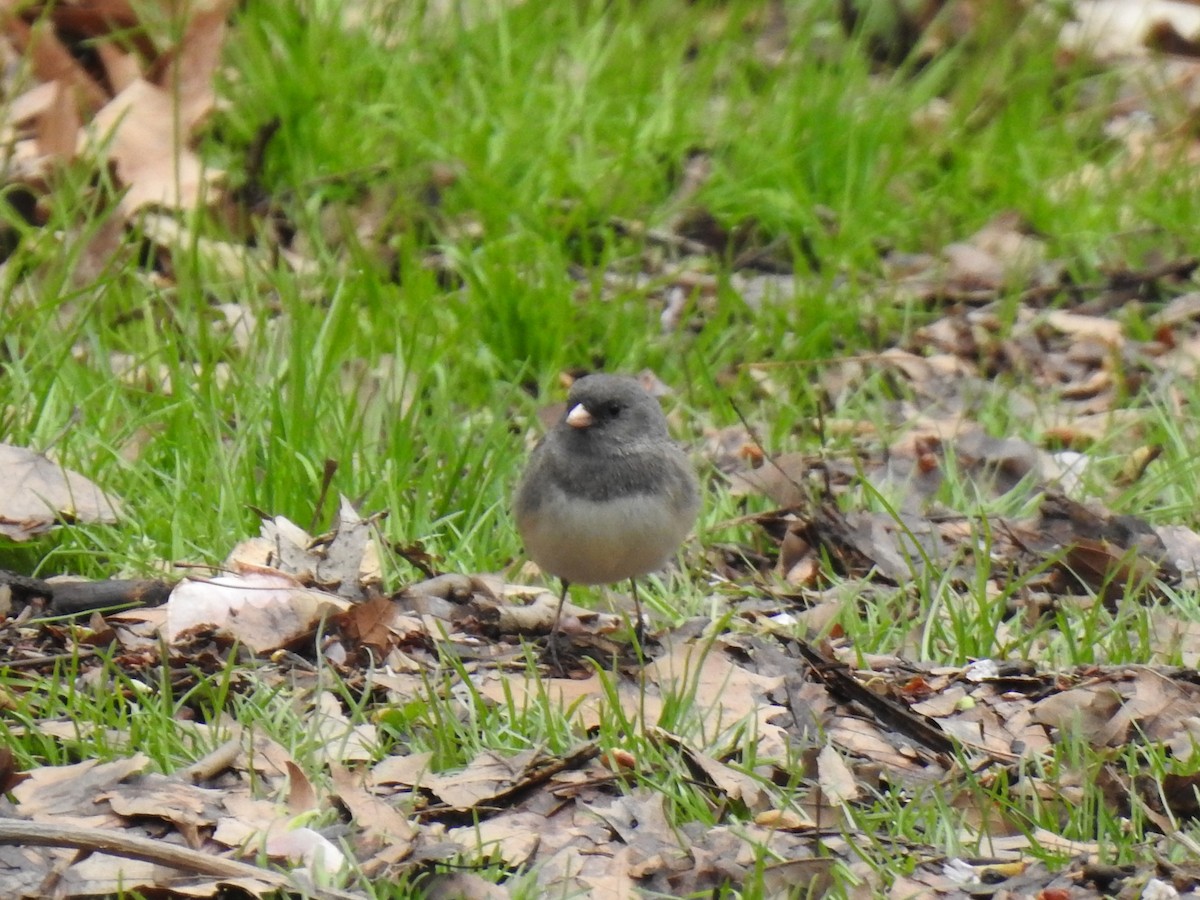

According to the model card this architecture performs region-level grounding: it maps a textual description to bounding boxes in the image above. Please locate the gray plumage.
[514,374,701,589]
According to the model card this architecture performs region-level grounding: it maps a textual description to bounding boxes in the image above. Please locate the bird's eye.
[605,401,622,417]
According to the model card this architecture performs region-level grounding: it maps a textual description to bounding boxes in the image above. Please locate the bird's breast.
[516,488,695,585]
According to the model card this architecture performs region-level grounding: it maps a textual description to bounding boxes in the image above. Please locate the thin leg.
[630,578,644,645]
[546,579,570,674]
[552,579,570,636]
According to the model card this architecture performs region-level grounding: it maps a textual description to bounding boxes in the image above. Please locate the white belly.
[518,491,693,585]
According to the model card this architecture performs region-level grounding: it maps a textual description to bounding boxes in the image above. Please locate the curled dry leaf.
[262,827,348,878]
[226,497,382,599]
[420,748,541,810]
[495,589,621,636]
[165,571,351,653]
[0,443,123,541]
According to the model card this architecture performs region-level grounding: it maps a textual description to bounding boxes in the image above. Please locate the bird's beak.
[565,403,594,429]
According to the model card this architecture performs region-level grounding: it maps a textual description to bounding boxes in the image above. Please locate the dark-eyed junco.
[514,374,701,647]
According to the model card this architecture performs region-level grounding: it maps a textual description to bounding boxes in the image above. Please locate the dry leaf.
[164,571,351,653]
[0,443,123,540]
[85,78,222,214]
[816,743,860,806]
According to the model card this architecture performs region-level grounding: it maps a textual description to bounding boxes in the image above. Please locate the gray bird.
[514,374,701,649]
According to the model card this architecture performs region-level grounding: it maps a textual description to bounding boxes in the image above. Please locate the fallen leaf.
[164,571,352,653]
[85,78,222,214]
[816,743,860,806]
[0,444,122,541]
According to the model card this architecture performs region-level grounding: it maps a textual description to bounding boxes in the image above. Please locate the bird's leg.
[546,579,571,674]
[630,578,644,646]
[552,579,570,635]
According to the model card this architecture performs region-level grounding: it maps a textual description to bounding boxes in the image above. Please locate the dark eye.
[605,401,621,417]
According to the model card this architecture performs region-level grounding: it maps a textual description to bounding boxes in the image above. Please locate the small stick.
[0,819,365,900]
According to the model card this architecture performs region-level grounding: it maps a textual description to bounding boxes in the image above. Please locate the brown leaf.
[34,80,79,160]
[329,764,416,848]
[308,691,377,764]
[99,774,223,833]
[94,40,142,94]
[150,0,234,132]
[1044,309,1125,346]
[0,443,123,540]
[650,728,772,812]
[0,748,27,794]
[727,451,811,507]
[164,571,352,653]
[1031,682,1124,743]
[284,761,318,815]
[44,0,144,41]
[4,16,109,113]
[11,755,151,821]
[337,595,417,655]
[86,78,222,214]
[816,743,860,806]
[421,748,540,809]
[646,638,791,761]
[446,811,542,868]
[370,750,435,789]
[1061,1,1200,59]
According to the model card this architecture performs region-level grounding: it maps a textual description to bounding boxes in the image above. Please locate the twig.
[0,819,288,883]
[0,819,367,900]
[176,726,244,783]
[2,650,97,670]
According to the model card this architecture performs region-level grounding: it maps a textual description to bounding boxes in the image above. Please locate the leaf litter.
[9,4,1200,900]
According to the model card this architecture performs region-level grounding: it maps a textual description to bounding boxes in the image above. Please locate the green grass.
[5,0,1200,896]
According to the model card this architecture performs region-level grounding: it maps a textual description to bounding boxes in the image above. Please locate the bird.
[514,373,701,655]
